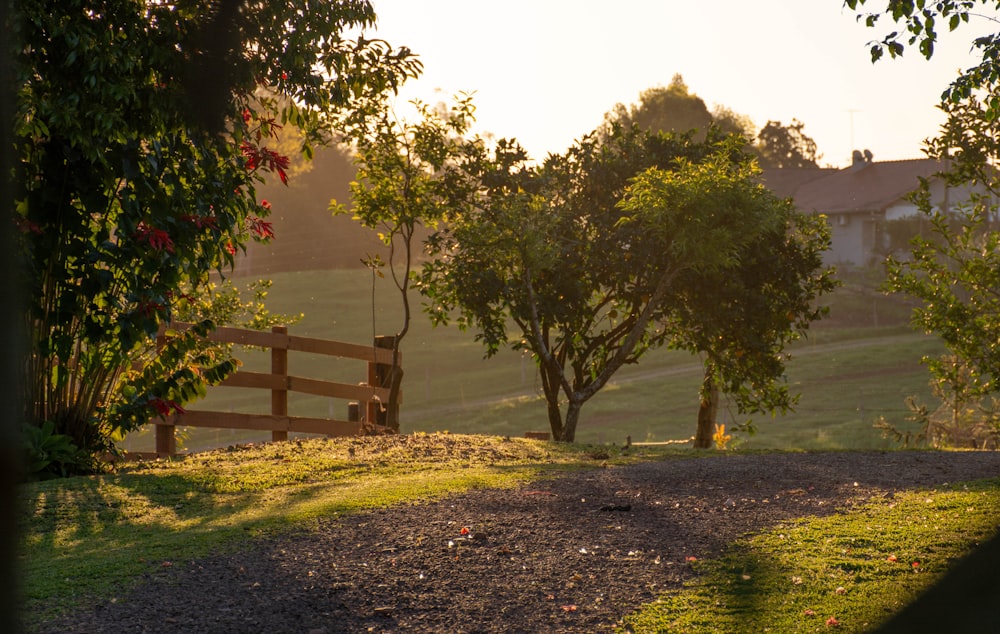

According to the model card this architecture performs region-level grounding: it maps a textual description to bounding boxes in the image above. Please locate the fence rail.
[146,323,399,457]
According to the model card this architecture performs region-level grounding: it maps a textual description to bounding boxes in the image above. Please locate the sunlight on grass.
[19,434,633,624]
[619,479,1000,633]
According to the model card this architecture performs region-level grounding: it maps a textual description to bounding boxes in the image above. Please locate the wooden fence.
[148,323,399,457]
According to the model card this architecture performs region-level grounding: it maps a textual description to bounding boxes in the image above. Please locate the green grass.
[619,477,1000,633]
[19,434,650,627]
[121,269,945,452]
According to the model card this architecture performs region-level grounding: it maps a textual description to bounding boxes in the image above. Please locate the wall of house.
[884,179,989,220]
[825,213,870,268]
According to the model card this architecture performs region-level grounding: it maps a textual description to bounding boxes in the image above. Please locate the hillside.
[233,144,388,275]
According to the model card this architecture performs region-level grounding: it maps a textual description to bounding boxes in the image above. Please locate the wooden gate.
[148,323,399,457]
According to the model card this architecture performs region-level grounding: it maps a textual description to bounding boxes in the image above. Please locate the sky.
[364,0,998,168]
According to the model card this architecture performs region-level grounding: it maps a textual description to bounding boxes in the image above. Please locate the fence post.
[367,335,397,427]
[271,325,288,442]
[155,420,176,456]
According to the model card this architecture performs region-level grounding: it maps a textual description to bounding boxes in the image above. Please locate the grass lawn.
[19,435,1000,633]
[121,269,946,454]
[620,479,1000,632]
[19,434,627,626]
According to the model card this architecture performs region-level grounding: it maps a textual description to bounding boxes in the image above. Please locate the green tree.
[754,119,821,168]
[664,206,836,448]
[712,104,757,139]
[12,0,420,469]
[332,94,478,431]
[848,0,1000,426]
[604,74,715,138]
[422,124,830,443]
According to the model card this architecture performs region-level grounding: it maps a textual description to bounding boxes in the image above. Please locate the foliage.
[664,202,836,447]
[20,420,90,481]
[421,125,707,441]
[849,0,1000,427]
[11,0,420,468]
[875,356,1000,449]
[421,124,832,443]
[754,119,821,168]
[332,94,478,430]
[626,150,835,447]
[606,77,822,169]
[603,74,715,138]
[845,0,997,108]
[711,104,757,138]
[621,478,1000,632]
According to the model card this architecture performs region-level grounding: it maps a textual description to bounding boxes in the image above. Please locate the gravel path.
[40,451,1000,633]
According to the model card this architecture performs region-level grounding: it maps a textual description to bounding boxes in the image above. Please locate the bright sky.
[366,0,998,168]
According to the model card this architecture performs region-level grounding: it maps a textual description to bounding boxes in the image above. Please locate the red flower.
[247,216,274,241]
[260,199,271,210]
[281,71,288,80]
[136,300,166,318]
[149,398,185,420]
[225,241,236,255]
[240,143,290,184]
[180,214,219,231]
[242,108,252,124]
[14,216,43,235]
[133,222,174,253]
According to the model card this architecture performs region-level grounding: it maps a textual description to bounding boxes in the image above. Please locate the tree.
[12,0,420,469]
[712,104,757,139]
[604,74,715,138]
[332,94,478,431]
[607,77,822,168]
[664,204,836,448]
[848,0,1000,419]
[754,119,821,168]
[422,123,828,443]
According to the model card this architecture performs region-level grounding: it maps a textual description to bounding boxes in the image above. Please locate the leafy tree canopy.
[11,0,420,469]
[756,119,821,169]
[849,0,1000,442]
[421,124,833,442]
[604,74,715,138]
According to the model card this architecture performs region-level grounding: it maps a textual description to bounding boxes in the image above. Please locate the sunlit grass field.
[123,269,944,453]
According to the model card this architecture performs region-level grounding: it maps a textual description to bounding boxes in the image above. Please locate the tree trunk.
[535,351,564,440]
[559,397,583,443]
[385,365,403,432]
[693,367,719,449]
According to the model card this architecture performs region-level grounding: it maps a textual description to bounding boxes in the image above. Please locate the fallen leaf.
[826,616,841,627]
[561,605,577,612]
[804,609,816,617]
[835,586,846,595]
[460,526,470,536]
[887,554,898,562]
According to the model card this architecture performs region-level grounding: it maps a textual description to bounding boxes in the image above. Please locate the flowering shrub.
[12,0,419,470]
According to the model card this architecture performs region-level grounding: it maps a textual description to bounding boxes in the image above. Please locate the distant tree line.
[604,74,822,169]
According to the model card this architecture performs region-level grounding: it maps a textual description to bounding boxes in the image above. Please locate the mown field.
[122,269,944,453]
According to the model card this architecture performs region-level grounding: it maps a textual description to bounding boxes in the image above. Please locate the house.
[762,151,981,268]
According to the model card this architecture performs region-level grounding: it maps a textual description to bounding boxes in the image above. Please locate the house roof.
[762,159,944,214]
